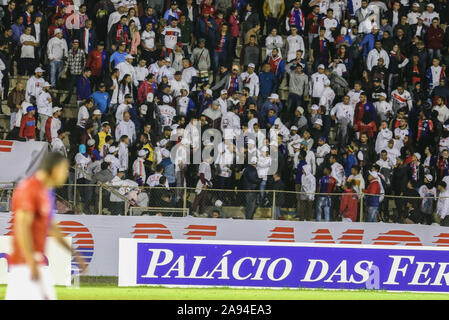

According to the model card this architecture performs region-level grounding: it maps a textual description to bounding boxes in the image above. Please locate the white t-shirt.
[20,34,36,58]
[158,104,176,127]
[141,30,155,50]
[161,26,181,50]
[77,105,90,128]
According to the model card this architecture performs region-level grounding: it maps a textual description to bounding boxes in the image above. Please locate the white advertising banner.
[0,212,448,276]
[0,236,72,286]
[0,140,48,184]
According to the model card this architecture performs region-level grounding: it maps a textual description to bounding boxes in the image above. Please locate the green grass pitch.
[0,279,448,300]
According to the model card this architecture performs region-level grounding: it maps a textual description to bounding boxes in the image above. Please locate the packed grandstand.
[0,0,449,224]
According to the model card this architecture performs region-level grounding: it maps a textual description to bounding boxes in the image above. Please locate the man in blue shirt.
[77,68,92,103]
[258,63,275,106]
[90,83,110,115]
[109,42,127,72]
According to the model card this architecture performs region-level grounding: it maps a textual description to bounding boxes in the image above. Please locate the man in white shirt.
[115,111,136,144]
[161,18,181,51]
[47,28,68,87]
[51,129,67,157]
[19,25,37,76]
[118,135,130,171]
[437,181,449,222]
[309,64,328,104]
[116,94,133,123]
[265,28,283,58]
[239,63,259,98]
[367,40,390,71]
[322,9,339,42]
[26,67,45,103]
[133,58,149,87]
[141,22,156,63]
[169,71,189,97]
[285,25,305,62]
[107,4,128,32]
[331,95,354,145]
[117,54,135,81]
[421,3,439,27]
[77,97,94,130]
[36,82,53,141]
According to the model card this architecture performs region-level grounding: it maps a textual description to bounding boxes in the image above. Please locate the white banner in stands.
[0,236,72,286]
[0,213,448,276]
[0,140,48,184]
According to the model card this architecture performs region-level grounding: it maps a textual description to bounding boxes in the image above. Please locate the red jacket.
[339,188,358,222]
[19,114,36,139]
[426,25,444,49]
[137,81,156,105]
[86,49,104,77]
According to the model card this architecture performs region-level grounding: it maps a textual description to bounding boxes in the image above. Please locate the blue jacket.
[90,91,110,114]
[258,71,275,98]
[360,33,381,57]
[295,160,307,184]
[161,157,176,184]
[140,15,158,30]
[77,76,92,101]
[343,154,357,177]
[11,23,24,44]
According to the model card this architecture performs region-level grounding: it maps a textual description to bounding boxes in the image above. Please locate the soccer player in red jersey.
[6,152,86,300]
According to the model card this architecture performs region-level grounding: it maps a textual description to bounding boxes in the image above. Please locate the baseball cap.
[120,41,126,46]
[268,93,279,99]
[87,139,95,147]
[125,54,134,60]
[109,146,118,153]
[118,167,126,173]
[43,81,51,88]
[379,92,387,98]
[140,104,148,115]
[425,174,433,182]
[35,67,44,73]
[138,149,147,157]
[249,157,258,164]
[54,28,62,34]
[162,149,170,158]
[164,57,171,62]
[413,2,419,6]
[158,139,168,146]
[206,89,213,95]
[162,95,170,104]
[52,106,62,113]
[414,152,421,160]
[26,106,35,113]
[93,109,101,115]
[296,106,304,114]
[317,64,325,69]
[290,125,298,131]
[369,171,379,179]
[311,104,319,110]
[72,39,79,43]
[427,3,434,8]
[314,118,323,126]
[220,89,228,95]
[199,38,206,43]
[248,63,255,68]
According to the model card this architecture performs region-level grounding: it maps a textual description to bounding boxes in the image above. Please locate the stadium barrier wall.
[119,238,449,293]
[1,213,449,276]
[0,236,71,285]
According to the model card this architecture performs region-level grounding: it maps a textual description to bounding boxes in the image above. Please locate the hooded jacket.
[300,164,316,201]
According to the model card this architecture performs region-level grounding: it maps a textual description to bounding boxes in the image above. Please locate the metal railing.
[1,174,448,224]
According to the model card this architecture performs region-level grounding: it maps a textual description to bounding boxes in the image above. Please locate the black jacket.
[392,164,409,194]
[242,164,262,190]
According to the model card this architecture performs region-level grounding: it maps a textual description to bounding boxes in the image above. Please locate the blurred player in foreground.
[5,152,87,300]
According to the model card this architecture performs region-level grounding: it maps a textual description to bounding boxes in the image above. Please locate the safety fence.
[1,179,446,224]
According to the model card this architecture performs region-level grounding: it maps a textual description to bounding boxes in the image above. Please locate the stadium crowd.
[1,0,449,224]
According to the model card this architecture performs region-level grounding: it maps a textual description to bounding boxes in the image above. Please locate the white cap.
[54,28,62,34]
[249,156,258,164]
[414,152,421,160]
[158,139,168,146]
[296,106,304,114]
[118,167,127,173]
[109,146,118,153]
[350,19,357,25]
[379,92,387,98]
[52,106,62,113]
[138,149,147,157]
[311,104,319,110]
[93,109,101,115]
[162,95,170,104]
[425,174,433,182]
[427,3,434,8]
[206,89,213,95]
[317,64,325,69]
[35,67,44,73]
[248,63,255,68]
[261,146,269,152]
[43,81,51,88]
[314,118,323,126]
[165,57,171,62]
[220,89,228,95]
[324,78,330,86]
[292,142,301,149]
[104,154,115,163]
[413,2,420,6]
[215,200,223,207]
[274,118,282,126]
[140,104,148,115]
[125,54,134,60]
[268,93,279,99]
[87,139,95,147]
[372,22,379,29]
[290,125,298,131]
[162,149,170,158]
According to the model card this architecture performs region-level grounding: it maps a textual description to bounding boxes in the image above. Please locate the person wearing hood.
[418,174,437,225]
[202,100,222,129]
[242,156,262,219]
[364,170,382,222]
[160,148,176,188]
[299,163,315,221]
[133,149,148,186]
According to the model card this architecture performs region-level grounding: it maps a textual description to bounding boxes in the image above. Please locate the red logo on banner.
[267,227,295,242]
[184,225,217,240]
[337,229,364,244]
[311,229,335,243]
[131,223,173,239]
[372,230,422,246]
[433,233,449,247]
[0,141,13,153]
[57,221,94,271]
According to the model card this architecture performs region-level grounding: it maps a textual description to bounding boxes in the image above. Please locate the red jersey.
[9,176,55,265]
